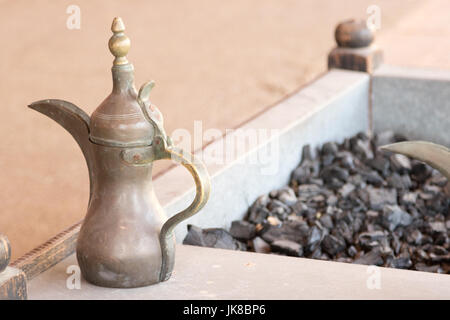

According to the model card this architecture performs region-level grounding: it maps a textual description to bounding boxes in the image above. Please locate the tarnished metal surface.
[89,20,154,148]
[0,233,11,273]
[28,17,210,288]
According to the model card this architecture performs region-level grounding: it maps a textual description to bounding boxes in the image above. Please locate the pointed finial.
[109,17,131,66]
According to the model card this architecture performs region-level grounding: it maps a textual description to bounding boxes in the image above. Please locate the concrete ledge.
[372,64,450,146]
[27,244,450,299]
[156,69,370,242]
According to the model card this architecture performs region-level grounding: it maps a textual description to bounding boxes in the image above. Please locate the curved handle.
[157,146,211,281]
[135,82,211,281]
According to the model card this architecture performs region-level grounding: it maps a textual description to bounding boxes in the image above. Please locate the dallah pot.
[29,17,211,288]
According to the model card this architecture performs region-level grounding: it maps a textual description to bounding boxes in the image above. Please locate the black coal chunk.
[390,154,411,173]
[358,231,387,250]
[353,138,374,159]
[183,225,246,250]
[260,221,309,245]
[353,248,384,266]
[229,220,256,241]
[368,187,397,210]
[306,225,326,252]
[320,165,349,183]
[367,156,390,176]
[291,145,320,184]
[387,173,412,190]
[359,169,384,187]
[321,234,346,256]
[410,162,430,182]
[247,194,271,224]
[271,239,303,257]
[390,257,413,269]
[382,205,413,231]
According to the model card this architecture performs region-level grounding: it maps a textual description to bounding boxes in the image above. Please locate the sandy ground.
[1,0,449,260]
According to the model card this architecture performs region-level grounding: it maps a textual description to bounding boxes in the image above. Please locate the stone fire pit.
[184,131,449,274]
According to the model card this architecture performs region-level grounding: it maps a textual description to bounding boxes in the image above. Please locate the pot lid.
[89,17,159,148]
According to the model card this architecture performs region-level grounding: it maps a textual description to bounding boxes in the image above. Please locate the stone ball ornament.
[335,19,375,48]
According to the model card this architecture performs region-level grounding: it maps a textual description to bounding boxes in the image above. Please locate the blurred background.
[1,0,449,260]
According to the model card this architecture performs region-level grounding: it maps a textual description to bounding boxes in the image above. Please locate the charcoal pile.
[183,131,449,274]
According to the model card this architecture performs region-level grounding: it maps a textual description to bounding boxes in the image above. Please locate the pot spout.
[28,99,94,202]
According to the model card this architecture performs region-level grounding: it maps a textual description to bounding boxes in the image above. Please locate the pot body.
[76,143,172,288]
[29,17,210,289]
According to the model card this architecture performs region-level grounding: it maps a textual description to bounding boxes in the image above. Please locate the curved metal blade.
[380,141,450,180]
[28,99,94,202]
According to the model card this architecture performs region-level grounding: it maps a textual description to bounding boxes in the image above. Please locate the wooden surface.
[328,45,383,73]
[11,221,81,280]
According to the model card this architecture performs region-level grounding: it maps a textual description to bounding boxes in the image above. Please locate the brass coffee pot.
[29,17,211,288]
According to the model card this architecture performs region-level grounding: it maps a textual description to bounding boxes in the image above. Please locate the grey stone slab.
[372,64,450,147]
[27,244,450,299]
